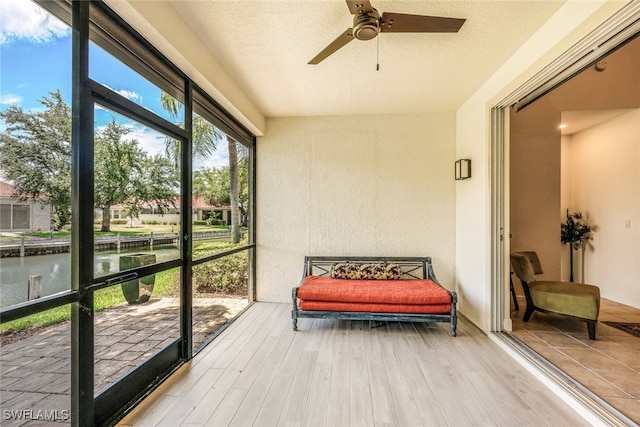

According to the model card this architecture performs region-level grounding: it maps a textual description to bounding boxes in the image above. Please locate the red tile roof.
[0,181,16,197]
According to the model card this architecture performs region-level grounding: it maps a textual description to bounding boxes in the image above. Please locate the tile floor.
[510,295,640,424]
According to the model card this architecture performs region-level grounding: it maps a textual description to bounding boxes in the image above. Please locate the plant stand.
[119,253,156,304]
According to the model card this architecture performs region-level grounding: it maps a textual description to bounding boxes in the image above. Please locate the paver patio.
[0,296,248,426]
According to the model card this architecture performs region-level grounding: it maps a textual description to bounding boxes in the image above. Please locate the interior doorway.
[492,3,640,423]
[500,20,640,427]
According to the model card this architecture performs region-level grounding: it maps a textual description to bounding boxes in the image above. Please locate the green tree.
[94,120,145,232]
[160,92,220,161]
[0,90,72,230]
[140,153,180,215]
[1,91,180,232]
[192,157,248,229]
[160,92,247,243]
[95,121,180,232]
[119,154,179,228]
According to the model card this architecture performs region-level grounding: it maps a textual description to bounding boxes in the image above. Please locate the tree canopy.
[0,91,180,232]
[0,90,72,229]
[94,120,179,232]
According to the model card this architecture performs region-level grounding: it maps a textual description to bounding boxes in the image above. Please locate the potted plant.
[560,210,591,282]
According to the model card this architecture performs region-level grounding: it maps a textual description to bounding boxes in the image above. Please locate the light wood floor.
[119,302,587,427]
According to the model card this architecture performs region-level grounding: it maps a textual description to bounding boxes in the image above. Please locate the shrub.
[111,219,127,225]
[192,237,249,296]
[192,251,248,296]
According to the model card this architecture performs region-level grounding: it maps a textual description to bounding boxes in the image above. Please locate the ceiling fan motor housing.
[352,9,380,40]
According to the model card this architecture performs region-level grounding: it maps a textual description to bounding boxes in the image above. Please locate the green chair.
[510,251,600,340]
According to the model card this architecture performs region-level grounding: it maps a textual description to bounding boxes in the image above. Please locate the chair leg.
[523,305,535,322]
[510,275,519,311]
[587,320,596,340]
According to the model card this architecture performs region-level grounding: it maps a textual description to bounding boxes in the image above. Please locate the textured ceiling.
[164,0,566,118]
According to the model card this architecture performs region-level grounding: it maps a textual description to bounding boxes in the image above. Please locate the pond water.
[0,246,179,308]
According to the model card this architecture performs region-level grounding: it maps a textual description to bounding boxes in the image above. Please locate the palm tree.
[160,92,242,243]
[160,92,221,161]
[228,136,240,243]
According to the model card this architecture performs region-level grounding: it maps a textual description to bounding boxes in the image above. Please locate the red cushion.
[299,301,451,314]
[296,275,452,305]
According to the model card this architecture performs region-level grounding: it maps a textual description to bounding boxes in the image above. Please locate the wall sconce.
[455,159,471,180]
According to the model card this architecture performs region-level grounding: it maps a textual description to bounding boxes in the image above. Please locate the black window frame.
[0,1,256,425]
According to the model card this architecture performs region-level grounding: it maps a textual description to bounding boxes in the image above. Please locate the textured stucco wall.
[256,113,456,302]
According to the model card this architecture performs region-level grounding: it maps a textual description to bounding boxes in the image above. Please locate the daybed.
[291,256,457,336]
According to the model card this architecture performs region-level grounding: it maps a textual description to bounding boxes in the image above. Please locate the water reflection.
[0,246,178,307]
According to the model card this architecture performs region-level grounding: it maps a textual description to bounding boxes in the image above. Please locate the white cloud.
[0,93,22,105]
[196,150,229,170]
[0,0,70,45]
[95,120,167,157]
[127,126,167,156]
[103,85,143,104]
[116,89,143,103]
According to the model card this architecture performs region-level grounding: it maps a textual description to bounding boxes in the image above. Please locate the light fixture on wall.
[455,159,471,180]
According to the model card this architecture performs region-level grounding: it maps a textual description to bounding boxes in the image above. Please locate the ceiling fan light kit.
[309,0,465,65]
[353,9,381,40]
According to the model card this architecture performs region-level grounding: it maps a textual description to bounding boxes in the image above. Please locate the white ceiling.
[160,0,566,118]
[561,109,636,135]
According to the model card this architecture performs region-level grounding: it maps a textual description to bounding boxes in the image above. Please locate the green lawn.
[0,268,180,333]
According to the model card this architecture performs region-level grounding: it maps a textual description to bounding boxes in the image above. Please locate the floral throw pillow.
[331,263,402,280]
[330,263,361,279]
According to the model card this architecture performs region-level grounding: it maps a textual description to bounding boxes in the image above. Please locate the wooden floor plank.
[252,318,315,426]
[379,324,423,427]
[155,368,225,426]
[300,320,336,426]
[228,357,282,426]
[349,322,374,427]
[325,320,351,427]
[120,303,592,427]
[279,343,320,424]
[364,325,398,426]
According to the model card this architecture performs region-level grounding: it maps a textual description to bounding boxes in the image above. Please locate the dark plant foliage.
[0,90,72,229]
[561,210,591,250]
[192,240,248,296]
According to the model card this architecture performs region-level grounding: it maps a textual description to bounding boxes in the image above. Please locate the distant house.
[107,196,233,226]
[0,182,52,232]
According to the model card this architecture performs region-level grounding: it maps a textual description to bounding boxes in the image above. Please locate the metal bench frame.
[291,256,457,336]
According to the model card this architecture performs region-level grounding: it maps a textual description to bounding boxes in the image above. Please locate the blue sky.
[0,0,229,169]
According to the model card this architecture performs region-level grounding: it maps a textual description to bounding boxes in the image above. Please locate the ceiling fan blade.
[380,12,465,33]
[346,0,374,15]
[308,28,354,64]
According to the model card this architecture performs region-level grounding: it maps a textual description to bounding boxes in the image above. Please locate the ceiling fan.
[308,0,466,65]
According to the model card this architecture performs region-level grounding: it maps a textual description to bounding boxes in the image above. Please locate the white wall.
[562,109,640,308]
[510,103,562,281]
[257,113,456,302]
[455,0,618,331]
